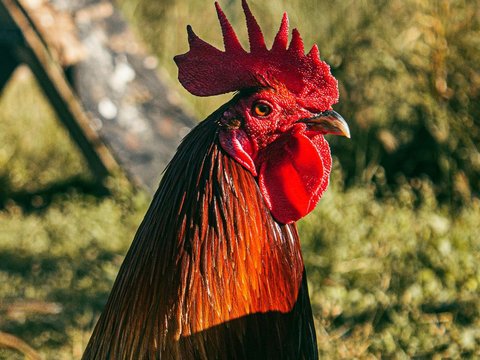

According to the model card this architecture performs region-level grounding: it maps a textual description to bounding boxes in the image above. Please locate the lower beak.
[302,110,350,138]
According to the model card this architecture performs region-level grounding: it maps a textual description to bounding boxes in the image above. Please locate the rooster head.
[174,0,350,224]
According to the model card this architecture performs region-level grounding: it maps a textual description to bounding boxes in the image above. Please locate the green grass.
[0,69,149,359]
[1,0,479,358]
[300,178,480,358]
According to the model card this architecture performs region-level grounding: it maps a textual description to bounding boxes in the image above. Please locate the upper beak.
[302,110,350,138]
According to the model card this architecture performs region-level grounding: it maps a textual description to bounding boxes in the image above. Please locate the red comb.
[174,0,339,111]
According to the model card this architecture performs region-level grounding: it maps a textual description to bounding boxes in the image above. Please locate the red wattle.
[258,132,329,224]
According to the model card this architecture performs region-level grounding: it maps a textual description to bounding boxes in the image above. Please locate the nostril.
[221,118,242,129]
[219,110,243,129]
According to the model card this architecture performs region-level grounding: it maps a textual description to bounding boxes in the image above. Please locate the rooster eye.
[252,102,272,117]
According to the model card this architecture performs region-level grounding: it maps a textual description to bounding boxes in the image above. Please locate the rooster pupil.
[253,102,272,117]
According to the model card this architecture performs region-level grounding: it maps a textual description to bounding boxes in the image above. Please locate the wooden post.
[0,0,197,193]
[0,0,118,182]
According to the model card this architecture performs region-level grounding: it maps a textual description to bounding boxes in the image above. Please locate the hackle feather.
[82,99,318,359]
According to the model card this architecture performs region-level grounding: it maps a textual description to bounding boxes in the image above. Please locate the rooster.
[83,1,349,359]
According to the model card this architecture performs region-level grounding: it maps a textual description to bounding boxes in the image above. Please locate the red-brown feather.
[82,100,318,359]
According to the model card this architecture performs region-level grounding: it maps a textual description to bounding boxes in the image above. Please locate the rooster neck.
[160,111,305,336]
[83,105,308,358]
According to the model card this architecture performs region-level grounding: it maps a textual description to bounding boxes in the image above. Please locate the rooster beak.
[303,110,350,138]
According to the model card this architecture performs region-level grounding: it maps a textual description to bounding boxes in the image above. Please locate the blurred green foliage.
[0,70,149,358]
[0,0,479,358]
[300,174,480,358]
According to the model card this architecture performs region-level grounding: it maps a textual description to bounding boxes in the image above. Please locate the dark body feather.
[83,99,318,359]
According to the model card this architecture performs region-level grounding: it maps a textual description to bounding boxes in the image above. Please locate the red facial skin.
[219,86,332,224]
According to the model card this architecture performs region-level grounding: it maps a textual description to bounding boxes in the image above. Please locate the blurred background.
[0,0,479,358]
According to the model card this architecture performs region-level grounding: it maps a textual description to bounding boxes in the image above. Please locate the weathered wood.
[64,0,197,191]
[0,0,119,181]
[0,0,197,193]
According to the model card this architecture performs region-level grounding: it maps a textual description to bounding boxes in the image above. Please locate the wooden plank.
[63,0,197,192]
[1,0,198,192]
[0,0,119,181]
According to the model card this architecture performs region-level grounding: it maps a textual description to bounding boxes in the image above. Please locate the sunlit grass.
[300,176,480,358]
[0,67,88,194]
[0,69,149,358]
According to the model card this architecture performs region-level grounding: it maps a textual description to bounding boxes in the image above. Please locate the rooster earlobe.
[219,129,257,176]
